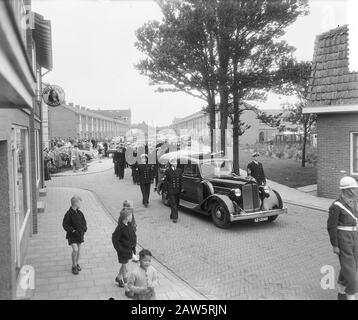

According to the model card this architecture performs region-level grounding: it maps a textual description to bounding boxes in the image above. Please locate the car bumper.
[230,207,288,222]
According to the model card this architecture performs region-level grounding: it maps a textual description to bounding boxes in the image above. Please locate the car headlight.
[263,186,270,194]
[233,188,241,197]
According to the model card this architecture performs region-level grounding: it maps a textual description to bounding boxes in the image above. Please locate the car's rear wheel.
[211,202,231,229]
[162,191,170,206]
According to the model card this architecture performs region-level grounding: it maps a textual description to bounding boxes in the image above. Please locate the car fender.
[261,188,283,210]
[201,194,235,215]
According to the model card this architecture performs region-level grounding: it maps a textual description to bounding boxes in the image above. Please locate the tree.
[257,61,315,167]
[223,0,309,173]
[135,0,219,152]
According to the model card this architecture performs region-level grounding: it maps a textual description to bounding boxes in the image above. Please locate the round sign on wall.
[42,85,65,107]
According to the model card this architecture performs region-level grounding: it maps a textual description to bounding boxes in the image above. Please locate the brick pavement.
[46,163,342,300]
[25,186,206,300]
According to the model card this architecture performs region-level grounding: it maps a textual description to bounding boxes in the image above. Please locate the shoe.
[125,291,134,299]
[144,204,148,208]
[72,266,79,275]
[115,277,124,288]
[173,219,178,223]
[132,254,139,262]
[77,264,81,271]
[338,293,347,300]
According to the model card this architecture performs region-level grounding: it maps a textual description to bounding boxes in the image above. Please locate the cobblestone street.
[43,159,340,300]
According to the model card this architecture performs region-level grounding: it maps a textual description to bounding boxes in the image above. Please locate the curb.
[284,200,327,213]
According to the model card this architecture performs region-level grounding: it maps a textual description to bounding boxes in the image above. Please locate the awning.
[33,13,53,71]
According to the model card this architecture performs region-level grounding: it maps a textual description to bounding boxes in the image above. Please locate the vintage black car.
[157,151,287,228]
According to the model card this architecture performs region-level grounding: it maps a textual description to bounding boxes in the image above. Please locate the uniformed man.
[163,156,183,223]
[247,152,266,186]
[113,146,119,177]
[136,154,153,208]
[117,143,126,180]
[130,147,139,185]
[327,176,358,300]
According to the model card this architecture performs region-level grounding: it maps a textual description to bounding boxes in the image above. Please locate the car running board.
[180,200,198,210]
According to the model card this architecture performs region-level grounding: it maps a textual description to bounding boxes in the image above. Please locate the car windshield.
[199,160,233,178]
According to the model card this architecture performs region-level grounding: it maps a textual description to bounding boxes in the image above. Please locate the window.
[11,127,30,254]
[34,130,40,184]
[183,164,198,177]
[351,133,358,175]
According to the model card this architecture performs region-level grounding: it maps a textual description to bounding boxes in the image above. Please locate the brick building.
[47,103,130,144]
[304,25,358,198]
[0,0,52,299]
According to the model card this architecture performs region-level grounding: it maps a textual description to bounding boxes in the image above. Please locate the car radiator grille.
[242,184,260,212]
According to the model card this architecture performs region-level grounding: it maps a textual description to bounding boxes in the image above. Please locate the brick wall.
[317,113,358,198]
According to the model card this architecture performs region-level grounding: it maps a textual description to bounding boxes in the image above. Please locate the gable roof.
[307,25,358,108]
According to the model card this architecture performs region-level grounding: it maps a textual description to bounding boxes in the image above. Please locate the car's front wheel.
[211,202,231,229]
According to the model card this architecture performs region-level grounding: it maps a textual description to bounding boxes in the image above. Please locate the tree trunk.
[208,94,216,153]
[232,60,240,174]
[301,124,308,168]
[219,89,229,155]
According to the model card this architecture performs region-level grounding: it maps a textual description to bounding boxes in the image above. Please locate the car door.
[182,163,201,203]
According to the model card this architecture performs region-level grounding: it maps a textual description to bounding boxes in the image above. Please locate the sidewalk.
[25,187,206,300]
[267,179,333,212]
[51,158,113,177]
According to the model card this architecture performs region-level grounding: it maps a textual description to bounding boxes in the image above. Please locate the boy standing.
[126,249,159,300]
[62,196,87,275]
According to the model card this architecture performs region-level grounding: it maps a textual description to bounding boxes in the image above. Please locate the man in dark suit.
[163,157,183,223]
[117,144,126,180]
[113,147,119,177]
[136,154,153,208]
[247,152,266,186]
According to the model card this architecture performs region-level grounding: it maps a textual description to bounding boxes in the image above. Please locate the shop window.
[11,127,30,262]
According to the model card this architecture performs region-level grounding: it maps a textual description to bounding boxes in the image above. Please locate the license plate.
[254,217,269,223]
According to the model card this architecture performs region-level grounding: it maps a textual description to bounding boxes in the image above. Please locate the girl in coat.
[112,207,137,288]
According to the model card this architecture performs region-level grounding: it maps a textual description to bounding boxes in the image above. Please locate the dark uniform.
[163,166,183,222]
[137,163,153,206]
[113,150,119,176]
[117,148,126,179]
[62,207,87,246]
[327,199,358,297]
[247,161,266,186]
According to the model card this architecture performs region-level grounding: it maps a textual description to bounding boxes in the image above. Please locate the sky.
[32,0,357,126]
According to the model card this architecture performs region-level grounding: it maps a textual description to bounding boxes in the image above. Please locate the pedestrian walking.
[122,200,139,262]
[71,145,82,172]
[327,176,358,300]
[247,152,266,186]
[62,196,87,275]
[136,154,154,208]
[163,156,183,223]
[117,143,126,180]
[103,140,108,157]
[131,148,139,184]
[125,249,159,300]
[112,207,137,288]
[113,146,119,177]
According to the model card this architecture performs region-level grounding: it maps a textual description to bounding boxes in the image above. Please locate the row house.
[0,0,53,299]
[47,103,130,144]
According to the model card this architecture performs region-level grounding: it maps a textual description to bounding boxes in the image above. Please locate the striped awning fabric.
[33,12,53,71]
